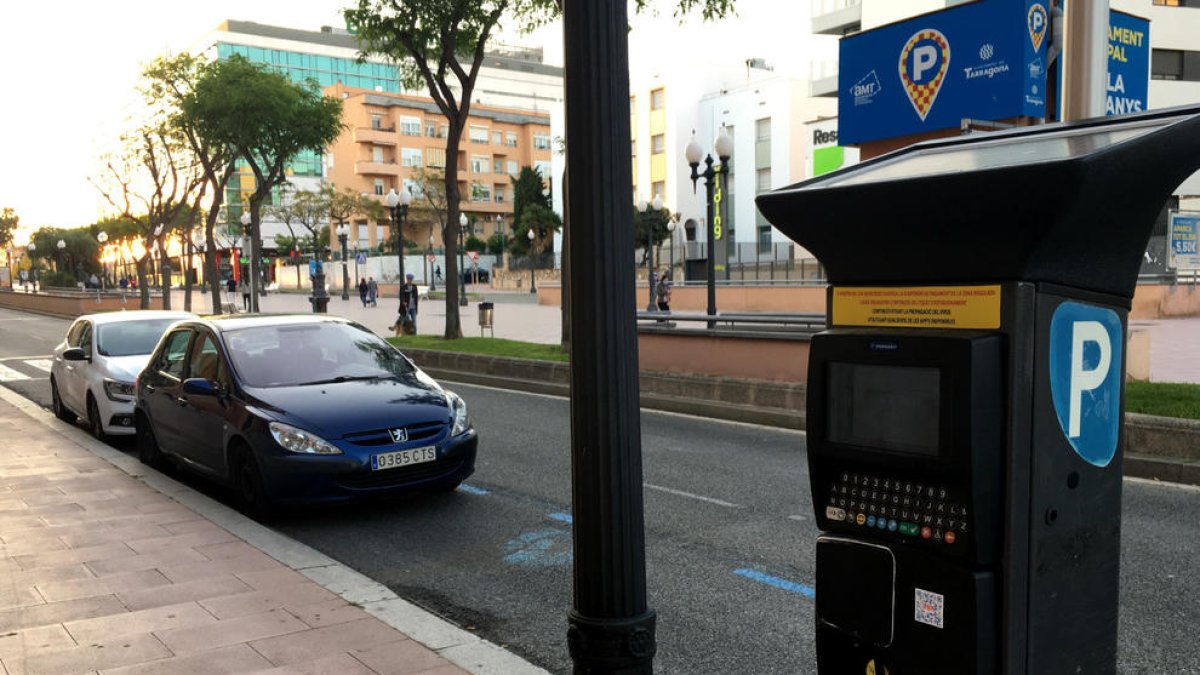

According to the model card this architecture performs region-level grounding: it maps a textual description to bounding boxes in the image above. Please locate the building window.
[401,148,423,167]
[758,225,773,254]
[377,225,387,242]
[370,115,383,130]
[440,124,450,139]
[471,155,489,173]
[426,121,438,137]
[756,168,771,192]
[651,134,665,155]
[372,147,385,162]
[356,224,369,248]
[1152,49,1184,80]
[470,125,489,143]
[400,116,421,136]
[506,132,518,147]
[650,88,665,110]
[1153,0,1200,6]
[494,159,504,174]
[534,133,552,150]
[374,179,385,196]
[756,118,771,142]
[507,160,519,175]
[426,147,446,168]
[495,187,506,203]
[470,183,490,203]
[493,130,503,145]
[652,181,665,202]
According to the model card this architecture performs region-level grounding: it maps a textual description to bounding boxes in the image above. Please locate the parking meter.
[756,105,1200,675]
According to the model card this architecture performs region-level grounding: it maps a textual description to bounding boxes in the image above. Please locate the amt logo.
[1048,302,1123,467]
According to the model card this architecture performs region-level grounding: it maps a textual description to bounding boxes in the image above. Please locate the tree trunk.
[248,196,266,313]
[159,241,172,311]
[136,255,151,309]
[443,125,464,339]
[183,238,193,313]
[204,193,225,314]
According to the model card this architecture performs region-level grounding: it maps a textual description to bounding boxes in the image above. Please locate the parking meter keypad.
[824,472,968,546]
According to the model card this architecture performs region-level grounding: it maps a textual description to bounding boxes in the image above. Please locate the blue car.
[134,315,477,518]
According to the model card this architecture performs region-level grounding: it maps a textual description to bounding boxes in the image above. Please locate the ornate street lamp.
[667,219,677,280]
[458,212,469,307]
[239,211,254,310]
[686,126,733,328]
[336,223,351,301]
[637,194,664,311]
[427,235,436,292]
[527,227,537,294]
[27,241,37,292]
[385,187,412,288]
[56,239,66,279]
[97,231,108,290]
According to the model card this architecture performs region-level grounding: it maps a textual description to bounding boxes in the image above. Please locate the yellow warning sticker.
[832,285,1001,330]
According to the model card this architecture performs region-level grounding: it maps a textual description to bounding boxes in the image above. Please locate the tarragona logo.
[898,29,951,121]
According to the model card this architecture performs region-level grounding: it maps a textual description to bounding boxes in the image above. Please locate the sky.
[0,1,831,242]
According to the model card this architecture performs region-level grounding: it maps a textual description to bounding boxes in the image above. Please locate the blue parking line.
[458,483,490,495]
[733,568,815,599]
[548,512,573,524]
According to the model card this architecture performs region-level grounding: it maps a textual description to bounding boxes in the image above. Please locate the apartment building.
[324,84,553,253]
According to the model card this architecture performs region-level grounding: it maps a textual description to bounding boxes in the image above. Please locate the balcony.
[810,60,839,98]
[354,127,398,145]
[811,0,861,35]
[355,160,400,176]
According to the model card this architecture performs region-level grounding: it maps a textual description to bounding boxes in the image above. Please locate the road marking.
[548,512,573,524]
[788,514,808,522]
[0,364,30,381]
[733,568,815,599]
[24,359,53,373]
[458,483,490,495]
[644,483,741,508]
[0,354,52,362]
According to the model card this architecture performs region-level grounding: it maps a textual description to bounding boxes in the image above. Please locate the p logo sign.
[1049,303,1123,467]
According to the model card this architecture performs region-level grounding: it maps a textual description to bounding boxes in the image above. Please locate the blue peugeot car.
[134,315,477,518]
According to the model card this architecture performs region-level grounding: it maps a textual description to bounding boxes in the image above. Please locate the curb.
[0,385,550,675]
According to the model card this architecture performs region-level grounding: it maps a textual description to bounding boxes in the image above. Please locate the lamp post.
[386,187,412,290]
[458,212,469,307]
[336,224,350,301]
[686,127,733,329]
[238,211,255,311]
[97,231,108,290]
[527,227,537,294]
[637,195,663,311]
[27,241,36,292]
[427,235,436,292]
[667,219,677,280]
[56,240,66,280]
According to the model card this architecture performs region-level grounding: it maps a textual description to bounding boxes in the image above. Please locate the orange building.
[323,84,553,254]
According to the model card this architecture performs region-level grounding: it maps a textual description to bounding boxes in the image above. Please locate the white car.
[51,311,194,439]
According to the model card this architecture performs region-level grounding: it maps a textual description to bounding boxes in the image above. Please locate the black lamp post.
[336,224,350,301]
[667,219,677,279]
[527,227,537,294]
[428,235,436,292]
[638,195,663,311]
[686,127,733,329]
[386,187,412,291]
[56,239,66,279]
[27,241,37,292]
[458,213,469,307]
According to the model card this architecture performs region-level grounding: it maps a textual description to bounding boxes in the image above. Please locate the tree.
[632,203,675,265]
[183,55,344,312]
[27,227,102,286]
[511,166,551,225]
[515,203,563,256]
[409,166,448,253]
[271,186,330,287]
[143,52,239,313]
[0,208,17,251]
[324,184,385,249]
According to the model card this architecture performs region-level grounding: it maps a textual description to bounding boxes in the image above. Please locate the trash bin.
[478,301,494,337]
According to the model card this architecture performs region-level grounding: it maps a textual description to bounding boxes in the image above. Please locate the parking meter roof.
[757,104,1200,299]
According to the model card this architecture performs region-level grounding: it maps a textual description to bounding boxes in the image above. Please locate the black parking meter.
[756,105,1200,675]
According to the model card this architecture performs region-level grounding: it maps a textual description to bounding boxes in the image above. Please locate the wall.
[638,331,811,382]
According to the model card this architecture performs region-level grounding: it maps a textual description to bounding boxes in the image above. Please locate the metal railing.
[636,310,826,336]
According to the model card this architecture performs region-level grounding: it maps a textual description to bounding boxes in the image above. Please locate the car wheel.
[232,446,276,521]
[51,378,76,424]
[136,413,167,470]
[86,395,107,442]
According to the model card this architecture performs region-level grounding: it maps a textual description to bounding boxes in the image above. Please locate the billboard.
[839,1,1149,146]
[807,118,860,178]
[1169,212,1200,271]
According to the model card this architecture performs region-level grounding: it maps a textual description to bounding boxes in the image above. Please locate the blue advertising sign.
[1105,10,1149,116]
[1048,302,1123,468]
[1168,212,1200,270]
[839,1,1045,145]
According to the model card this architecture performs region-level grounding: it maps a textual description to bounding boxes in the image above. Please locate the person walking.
[240,279,251,311]
[357,278,369,307]
[656,268,673,312]
[367,277,378,307]
[434,265,442,283]
[396,272,419,336]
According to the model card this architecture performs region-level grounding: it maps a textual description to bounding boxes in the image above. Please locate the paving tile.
[2,564,94,592]
[0,537,69,557]
[157,551,282,584]
[0,516,47,534]
[249,618,410,666]
[84,548,210,577]
[125,529,237,556]
[63,602,218,644]
[59,524,175,550]
[234,568,311,591]
[117,575,253,612]
[159,519,217,536]
[3,632,172,675]
[0,586,46,612]
[245,653,376,675]
[350,639,457,675]
[0,596,126,634]
[286,599,372,629]
[193,540,262,561]
[12,543,135,571]
[0,625,77,661]
[99,643,274,675]
[37,569,171,604]
[199,584,340,620]
[155,609,309,655]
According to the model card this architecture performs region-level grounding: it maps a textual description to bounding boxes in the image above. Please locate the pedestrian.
[394,272,419,336]
[435,265,442,283]
[119,277,129,291]
[656,268,673,312]
[368,277,378,307]
[358,278,369,307]
[241,279,251,311]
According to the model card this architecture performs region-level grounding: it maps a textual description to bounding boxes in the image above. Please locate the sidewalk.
[0,387,547,675]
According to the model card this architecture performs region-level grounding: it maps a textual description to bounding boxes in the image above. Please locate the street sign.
[1049,302,1123,467]
[427,254,436,263]
[355,252,367,265]
[1168,211,1200,270]
[468,251,480,262]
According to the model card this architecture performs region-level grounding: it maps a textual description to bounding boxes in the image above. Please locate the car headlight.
[103,378,136,401]
[446,391,470,436]
[268,422,342,455]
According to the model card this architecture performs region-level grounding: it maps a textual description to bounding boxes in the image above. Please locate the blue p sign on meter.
[1048,302,1123,467]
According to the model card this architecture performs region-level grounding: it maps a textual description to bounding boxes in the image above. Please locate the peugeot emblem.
[390,428,408,443]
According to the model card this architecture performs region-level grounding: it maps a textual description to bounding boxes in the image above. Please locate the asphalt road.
[2,305,1199,674]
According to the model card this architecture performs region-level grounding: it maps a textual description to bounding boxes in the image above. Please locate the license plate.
[371,446,437,471]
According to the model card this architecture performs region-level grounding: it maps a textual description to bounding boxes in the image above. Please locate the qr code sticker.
[914,587,945,629]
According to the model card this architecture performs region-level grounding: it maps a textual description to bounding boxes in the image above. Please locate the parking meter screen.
[827,363,940,456]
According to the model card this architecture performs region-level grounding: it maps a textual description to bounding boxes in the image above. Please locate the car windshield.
[96,319,183,357]
[224,321,416,388]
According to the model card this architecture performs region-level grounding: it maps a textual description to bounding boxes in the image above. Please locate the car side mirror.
[182,378,219,396]
[62,347,89,362]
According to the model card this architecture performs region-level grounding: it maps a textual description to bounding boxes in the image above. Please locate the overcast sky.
[0,1,830,239]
